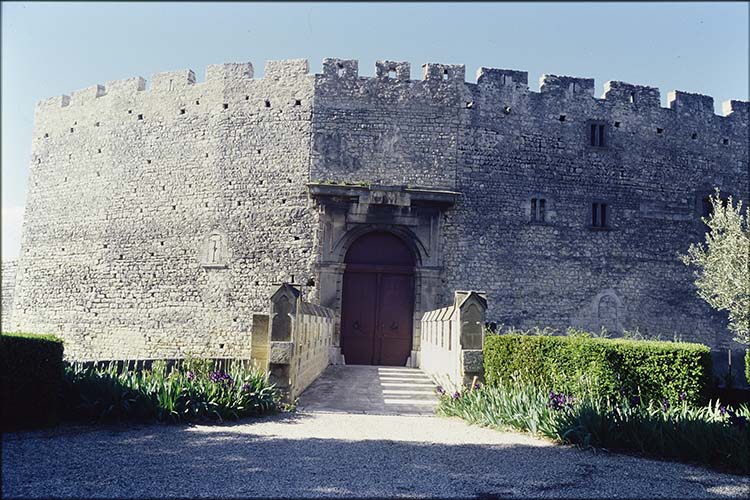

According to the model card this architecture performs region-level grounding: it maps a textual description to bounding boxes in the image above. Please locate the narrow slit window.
[589,123,607,147]
[592,203,608,228]
[592,203,598,226]
[530,198,547,223]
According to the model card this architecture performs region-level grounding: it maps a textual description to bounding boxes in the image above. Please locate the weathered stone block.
[461,349,483,373]
[270,341,294,364]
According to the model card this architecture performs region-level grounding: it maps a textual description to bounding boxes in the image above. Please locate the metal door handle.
[353,321,360,330]
[390,321,398,330]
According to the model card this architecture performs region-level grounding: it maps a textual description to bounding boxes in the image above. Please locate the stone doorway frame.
[307,183,459,366]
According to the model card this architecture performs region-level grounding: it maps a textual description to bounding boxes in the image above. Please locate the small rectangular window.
[592,202,608,227]
[531,197,547,223]
[589,123,607,147]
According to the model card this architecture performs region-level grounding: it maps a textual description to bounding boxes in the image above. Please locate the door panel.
[376,273,414,366]
[341,231,415,366]
[340,272,377,365]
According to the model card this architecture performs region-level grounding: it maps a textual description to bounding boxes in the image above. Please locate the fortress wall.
[310,59,471,188]
[13,60,318,360]
[2,261,17,332]
[444,70,748,348]
[306,59,747,348]
[12,57,749,358]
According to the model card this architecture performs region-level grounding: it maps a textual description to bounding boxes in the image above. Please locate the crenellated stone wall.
[306,60,748,350]
[10,57,749,360]
[13,60,319,360]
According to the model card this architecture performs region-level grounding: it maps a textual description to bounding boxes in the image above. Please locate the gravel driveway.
[2,411,748,498]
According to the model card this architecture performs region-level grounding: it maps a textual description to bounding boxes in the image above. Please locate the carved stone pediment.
[307,182,460,209]
[361,189,411,207]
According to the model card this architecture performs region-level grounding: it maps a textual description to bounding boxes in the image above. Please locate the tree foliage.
[681,190,750,345]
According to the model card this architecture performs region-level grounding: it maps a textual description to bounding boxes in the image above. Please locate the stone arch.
[333,224,426,267]
[592,288,623,333]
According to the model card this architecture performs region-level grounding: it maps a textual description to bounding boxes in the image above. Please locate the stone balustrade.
[252,283,336,401]
[419,291,487,390]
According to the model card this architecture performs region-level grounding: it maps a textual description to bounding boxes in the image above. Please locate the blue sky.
[2,1,748,260]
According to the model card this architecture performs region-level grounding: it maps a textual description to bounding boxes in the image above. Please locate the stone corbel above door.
[307,182,460,269]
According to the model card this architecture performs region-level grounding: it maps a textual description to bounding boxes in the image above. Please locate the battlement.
[603,81,660,108]
[539,74,595,98]
[668,90,715,117]
[476,67,529,89]
[34,57,749,124]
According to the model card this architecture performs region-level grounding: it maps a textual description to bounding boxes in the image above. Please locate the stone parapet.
[261,283,336,402]
[419,291,487,390]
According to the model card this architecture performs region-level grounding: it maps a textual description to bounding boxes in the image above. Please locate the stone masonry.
[2,261,17,332]
[6,57,749,360]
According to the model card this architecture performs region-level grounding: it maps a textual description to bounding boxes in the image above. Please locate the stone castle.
[2,57,748,365]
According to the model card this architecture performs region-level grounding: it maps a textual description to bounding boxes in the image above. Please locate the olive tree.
[680,190,749,345]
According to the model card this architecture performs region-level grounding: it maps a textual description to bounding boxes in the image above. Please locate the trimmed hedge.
[1,332,64,430]
[484,334,712,405]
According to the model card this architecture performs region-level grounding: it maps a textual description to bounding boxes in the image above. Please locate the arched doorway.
[340,231,415,366]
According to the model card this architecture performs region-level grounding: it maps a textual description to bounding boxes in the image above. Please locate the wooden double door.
[340,232,415,366]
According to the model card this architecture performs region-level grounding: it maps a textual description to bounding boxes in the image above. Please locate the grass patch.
[438,377,749,474]
[62,357,280,424]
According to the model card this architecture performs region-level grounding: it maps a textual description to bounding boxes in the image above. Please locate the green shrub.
[438,377,750,475]
[62,358,280,423]
[1,332,65,430]
[746,349,749,384]
[484,333,712,405]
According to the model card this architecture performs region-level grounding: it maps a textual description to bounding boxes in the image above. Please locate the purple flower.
[661,398,670,412]
[452,391,461,400]
[473,382,482,390]
[679,392,687,402]
[209,370,234,386]
[241,383,252,392]
[547,390,574,411]
[436,385,446,395]
[186,371,195,381]
[630,395,641,406]
[719,405,727,416]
